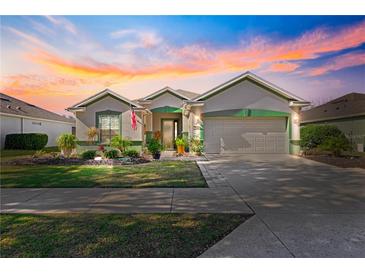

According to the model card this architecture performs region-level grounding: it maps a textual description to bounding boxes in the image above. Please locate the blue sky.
[1,16,364,113]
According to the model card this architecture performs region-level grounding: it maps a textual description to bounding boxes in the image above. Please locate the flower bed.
[6,155,150,166]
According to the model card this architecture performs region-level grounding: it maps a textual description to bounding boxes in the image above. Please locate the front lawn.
[0,213,247,257]
[0,147,59,162]
[0,161,207,188]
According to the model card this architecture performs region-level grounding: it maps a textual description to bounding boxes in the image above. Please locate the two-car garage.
[204,117,289,154]
[190,72,307,155]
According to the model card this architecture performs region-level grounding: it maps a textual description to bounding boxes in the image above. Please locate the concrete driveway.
[200,154,365,258]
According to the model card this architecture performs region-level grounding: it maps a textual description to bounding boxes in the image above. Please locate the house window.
[32,122,42,126]
[98,114,120,143]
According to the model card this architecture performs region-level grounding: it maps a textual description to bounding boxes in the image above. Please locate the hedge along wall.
[4,133,48,150]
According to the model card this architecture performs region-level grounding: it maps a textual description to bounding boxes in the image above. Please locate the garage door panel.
[204,118,288,154]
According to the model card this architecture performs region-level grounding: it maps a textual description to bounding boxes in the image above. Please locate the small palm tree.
[57,133,77,157]
[110,135,132,153]
[87,127,98,144]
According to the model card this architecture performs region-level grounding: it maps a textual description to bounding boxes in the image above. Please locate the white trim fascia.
[289,101,311,107]
[69,89,142,109]
[136,100,152,105]
[183,100,205,106]
[194,71,305,102]
[0,112,75,125]
[143,86,190,100]
[301,112,365,124]
[66,107,86,112]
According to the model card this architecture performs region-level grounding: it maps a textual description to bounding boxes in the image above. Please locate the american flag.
[131,106,137,130]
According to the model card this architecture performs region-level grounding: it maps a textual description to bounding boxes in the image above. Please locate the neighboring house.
[301,92,365,151]
[67,71,309,154]
[0,93,75,149]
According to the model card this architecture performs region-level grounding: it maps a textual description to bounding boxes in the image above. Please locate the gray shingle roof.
[175,89,199,99]
[301,92,365,123]
[0,92,75,124]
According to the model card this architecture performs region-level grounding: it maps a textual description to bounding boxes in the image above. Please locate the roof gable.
[193,71,306,102]
[142,87,197,101]
[68,89,141,110]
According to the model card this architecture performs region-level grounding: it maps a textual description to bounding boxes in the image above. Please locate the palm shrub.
[190,138,204,155]
[110,135,132,152]
[56,133,77,157]
[147,138,163,159]
[104,149,119,159]
[87,127,98,144]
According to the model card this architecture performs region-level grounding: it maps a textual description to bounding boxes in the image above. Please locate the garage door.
[204,117,288,154]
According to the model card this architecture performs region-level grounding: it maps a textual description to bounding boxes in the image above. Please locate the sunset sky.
[1,16,365,115]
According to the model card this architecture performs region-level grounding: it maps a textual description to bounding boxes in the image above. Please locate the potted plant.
[56,133,77,158]
[175,136,186,155]
[147,138,163,159]
[190,138,204,156]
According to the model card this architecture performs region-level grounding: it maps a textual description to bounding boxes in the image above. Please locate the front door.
[162,119,178,150]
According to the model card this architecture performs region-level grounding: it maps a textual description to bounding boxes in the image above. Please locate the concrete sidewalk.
[0,187,253,214]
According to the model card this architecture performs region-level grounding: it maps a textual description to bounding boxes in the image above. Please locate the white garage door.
[204,117,288,154]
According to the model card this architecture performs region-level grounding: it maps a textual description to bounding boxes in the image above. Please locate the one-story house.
[0,93,75,149]
[67,71,310,154]
[301,92,365,152]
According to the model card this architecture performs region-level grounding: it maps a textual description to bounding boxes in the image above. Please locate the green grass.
[0,161,207,188]
[0,213,247,257]
[0,147,59,160]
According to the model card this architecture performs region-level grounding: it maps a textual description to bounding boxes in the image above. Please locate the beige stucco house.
[67,72,309,154]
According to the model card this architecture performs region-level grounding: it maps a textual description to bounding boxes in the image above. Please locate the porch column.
[180,104,189,140]
[145,112,153,143]
[290,106,301,155]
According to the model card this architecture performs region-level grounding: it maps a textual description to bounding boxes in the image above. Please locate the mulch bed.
[303,155,365,169]
[5,156,150,166]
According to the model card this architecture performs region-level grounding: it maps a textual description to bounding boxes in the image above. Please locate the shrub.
[81,150,97,160]
[147,138,163,155]
[190,138,204,155]
[56,133,77,157]
[319,136,350,157]
[300,125,348,152]
[124,149,140,158]
[4,133,48,150]
[104,149,119,159]
[110,135,132,152]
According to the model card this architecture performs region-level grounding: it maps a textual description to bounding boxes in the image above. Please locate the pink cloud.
[309,51,365,76]
[269,62,300,72]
